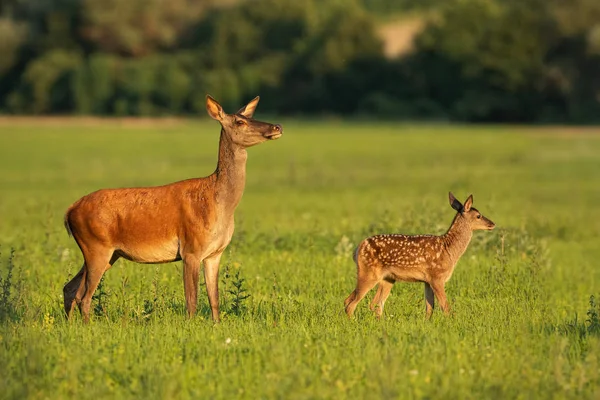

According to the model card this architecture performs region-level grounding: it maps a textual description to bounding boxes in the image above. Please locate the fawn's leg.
[345,274,379,318]
[430,280,450,315]
[370,284,383,311]
[203,252,223,323]
[345,256,364,310]
[424,282,435,319]
[372,280,393,318]
[344,291,356,309]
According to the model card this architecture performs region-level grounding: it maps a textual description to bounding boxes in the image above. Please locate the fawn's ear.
[206,95,224,121]
[237,96,260,118]
[463,194,474,212]
[449,192,464,212]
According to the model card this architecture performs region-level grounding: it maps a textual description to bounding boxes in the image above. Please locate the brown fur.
[344,192,495,319]
[63,95,283,323]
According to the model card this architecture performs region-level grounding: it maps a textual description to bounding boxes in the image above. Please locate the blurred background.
[0,0,599,123]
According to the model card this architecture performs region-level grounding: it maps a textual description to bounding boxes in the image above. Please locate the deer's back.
[65,177,220,252]
[358,234,448,280]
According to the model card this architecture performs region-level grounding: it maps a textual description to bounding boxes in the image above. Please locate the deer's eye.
[477,214,481,219]
[235,119,246,126]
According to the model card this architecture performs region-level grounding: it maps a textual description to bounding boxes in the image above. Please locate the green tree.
[416,0,549,91]
[73,53,117,114]
[13,49,81,113]
[80,0,212,57]
[0,18,27,75]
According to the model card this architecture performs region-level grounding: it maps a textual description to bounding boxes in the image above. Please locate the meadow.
[0,119,599,399]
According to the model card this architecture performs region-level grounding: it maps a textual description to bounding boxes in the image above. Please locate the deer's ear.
[449,192,464,212]
[463,194,474,212]
[206,95,224,121]
[237,96,260,118]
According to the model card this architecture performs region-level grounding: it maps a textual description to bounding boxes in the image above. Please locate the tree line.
[0,0,599,122]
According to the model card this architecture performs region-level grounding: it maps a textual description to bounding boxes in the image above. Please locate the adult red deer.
[345,193,495,319]
[63,95,282,323]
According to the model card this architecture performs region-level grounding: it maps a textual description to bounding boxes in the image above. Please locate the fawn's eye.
[477,214,481,219]
[235,119,245,126]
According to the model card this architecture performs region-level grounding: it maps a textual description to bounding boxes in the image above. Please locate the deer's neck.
[213,130,247,213]
[442,214,473,264]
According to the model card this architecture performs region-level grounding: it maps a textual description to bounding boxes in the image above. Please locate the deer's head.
[449,192,495,230]
[206,95,282,148]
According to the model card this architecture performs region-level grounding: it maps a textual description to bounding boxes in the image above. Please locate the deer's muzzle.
[264,124,283,139]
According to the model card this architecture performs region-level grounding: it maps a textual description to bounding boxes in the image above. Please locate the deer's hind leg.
[370,279,393,318]
[63,265,85,319]
[344,291,356,309]
[345,272,380,318]
[369,284,383,312]
[370,279,394,311]
[78,248,118,323]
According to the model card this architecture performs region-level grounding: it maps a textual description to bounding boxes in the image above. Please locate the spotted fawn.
[344,192,495,319]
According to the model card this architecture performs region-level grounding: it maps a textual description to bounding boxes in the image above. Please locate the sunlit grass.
[0,120,599,398]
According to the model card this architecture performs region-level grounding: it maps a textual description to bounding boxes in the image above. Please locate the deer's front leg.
[430,280,450,316]
[424,282,435,319]
[203,252,223,323]
[183,254,201,318]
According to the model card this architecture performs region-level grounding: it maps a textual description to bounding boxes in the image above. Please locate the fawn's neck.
[442,214,473,264]
[213,130,247,213]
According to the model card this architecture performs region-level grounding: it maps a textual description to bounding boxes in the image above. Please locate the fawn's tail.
[353,239,366,265]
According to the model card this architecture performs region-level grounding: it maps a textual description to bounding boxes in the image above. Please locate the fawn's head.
[206,95,282,147]
[449,192,495,230]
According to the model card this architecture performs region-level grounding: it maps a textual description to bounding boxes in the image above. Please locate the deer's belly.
[386,266,428,283]
[116,238,180,264]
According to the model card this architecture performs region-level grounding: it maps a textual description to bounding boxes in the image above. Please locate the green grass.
[0,120,599,399]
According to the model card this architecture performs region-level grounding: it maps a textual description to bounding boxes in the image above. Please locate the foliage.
[92,277,109,318]
[16,49,82,113]
[0,0,599,120]
[226,269,251,317]
[80,0,211,57]
[408,0,600,122]
[359,0,446,15]
[0,248,24,322]
[0,17,27,74]
[587,295,600,335]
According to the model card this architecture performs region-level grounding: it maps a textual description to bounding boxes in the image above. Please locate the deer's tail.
[63,202,79,238]
[353,239,365,265]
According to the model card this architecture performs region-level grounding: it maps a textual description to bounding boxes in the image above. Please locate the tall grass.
[0,121,599,398]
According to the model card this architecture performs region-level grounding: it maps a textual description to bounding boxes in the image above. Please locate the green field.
[0,120,599,399]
